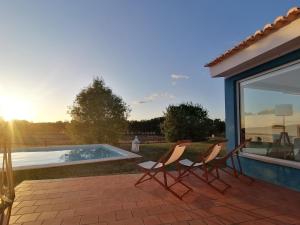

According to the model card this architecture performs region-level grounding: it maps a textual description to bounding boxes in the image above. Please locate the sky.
[0,0,298,122]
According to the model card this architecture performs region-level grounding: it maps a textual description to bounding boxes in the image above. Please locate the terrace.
[10,173,300,225]
[2,5,300,225]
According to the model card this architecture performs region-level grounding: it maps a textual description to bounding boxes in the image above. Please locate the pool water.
[2,144,139,169]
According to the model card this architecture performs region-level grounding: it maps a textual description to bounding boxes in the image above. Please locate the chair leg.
[222,165,254,184]
[230,156,238,177]
[237,155,255,183]
[167,171,192,191]
[135,169,192,200]
[180,165,231,194]
[164,171,193,199]
[178,166,207,183]
[216,168,220,178]
[176,162,185,178]
[163,171,168,187]
[135,170,159,186]
[208,169,231,193]
[152,173,169,189]
[203,165,210,182]
[177,166,191,180]
[135,172,150,186]
[222,156,255,184]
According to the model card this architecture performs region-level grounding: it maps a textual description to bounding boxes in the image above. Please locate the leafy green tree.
[162,103,211,142]
[128,117,165,135]
[209,118,225,136]
[67,77,130,144]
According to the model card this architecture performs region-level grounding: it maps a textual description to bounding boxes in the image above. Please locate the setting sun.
[0,95,35,121]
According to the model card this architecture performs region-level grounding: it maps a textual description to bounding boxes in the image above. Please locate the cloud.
[132,92,175,105]
[171,74,189,80]
[171,74,189,85]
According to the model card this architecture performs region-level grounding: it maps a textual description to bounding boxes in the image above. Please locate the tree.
[67,77,130,144]
[209,118,225,136]
[162,103,211,142]
[128,117,165,135]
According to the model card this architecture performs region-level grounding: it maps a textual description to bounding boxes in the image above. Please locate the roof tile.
[205,7,300,67]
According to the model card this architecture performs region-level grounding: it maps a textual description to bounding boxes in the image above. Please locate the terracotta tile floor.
[10,172,300,225]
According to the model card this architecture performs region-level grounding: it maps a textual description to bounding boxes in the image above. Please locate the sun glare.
[0,95,35,121]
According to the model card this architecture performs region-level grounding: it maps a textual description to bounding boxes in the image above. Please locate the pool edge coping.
[11,144,142,171]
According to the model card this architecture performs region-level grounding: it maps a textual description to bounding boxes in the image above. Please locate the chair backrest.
[204,143,223,163]
[164,141,190,165]
[235,138,251,152]
[223,138,251,160]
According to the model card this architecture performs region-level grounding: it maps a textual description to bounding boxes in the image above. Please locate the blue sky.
[0,0,297,122]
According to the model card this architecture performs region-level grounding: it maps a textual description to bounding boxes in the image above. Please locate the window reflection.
[239,63,300,162]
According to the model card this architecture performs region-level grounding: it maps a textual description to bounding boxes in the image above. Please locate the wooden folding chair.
[209,139,255,184]
[178,141,230,194]
[135,140,192,199]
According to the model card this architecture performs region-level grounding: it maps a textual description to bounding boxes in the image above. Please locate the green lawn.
[13,141,226,186]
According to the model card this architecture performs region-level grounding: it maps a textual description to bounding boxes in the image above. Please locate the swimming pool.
[6,144,141,170]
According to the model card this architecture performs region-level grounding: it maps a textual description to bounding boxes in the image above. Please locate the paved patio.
[10,172,300,225]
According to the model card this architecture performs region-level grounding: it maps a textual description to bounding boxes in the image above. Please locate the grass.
[13,140,226,186]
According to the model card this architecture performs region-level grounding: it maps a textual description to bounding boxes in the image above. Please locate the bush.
[162,103,211,142]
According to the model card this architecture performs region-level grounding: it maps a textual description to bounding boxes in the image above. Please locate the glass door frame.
[235,59,300,169]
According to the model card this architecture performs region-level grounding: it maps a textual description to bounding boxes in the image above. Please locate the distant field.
[12,133,74,149]
[11,132,166,149]
[13,141,226,186]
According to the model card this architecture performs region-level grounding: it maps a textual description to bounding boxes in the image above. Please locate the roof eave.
[205,7,300,69]
[207,17,300,78]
